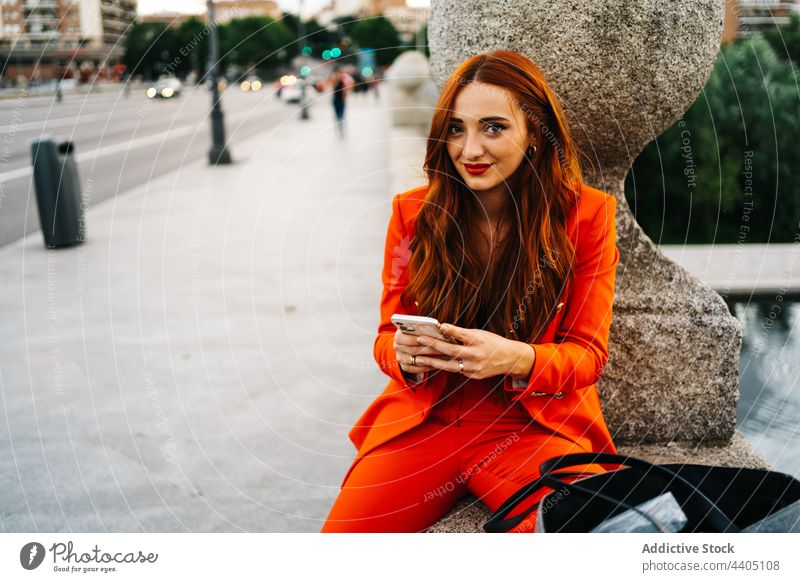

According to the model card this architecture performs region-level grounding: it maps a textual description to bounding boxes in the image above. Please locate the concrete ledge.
[659,244,800,298]
[424,435,771,532]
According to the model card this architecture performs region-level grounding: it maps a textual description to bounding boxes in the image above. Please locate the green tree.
[220,16,294,74]
[763,13,800,65]
[174,16,209,79]
[350,15,400,67]
[331,14,358,41]
[624,35,800,243]
[275,14,334,59]
[417,23,430,58]
[305,18,335,53]
[279,12,301,58]
[124,22,179,79]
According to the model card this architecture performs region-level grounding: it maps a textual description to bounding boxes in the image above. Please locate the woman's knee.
[464,431,608,516]
[322,449,465,532]
[321,482,465,532]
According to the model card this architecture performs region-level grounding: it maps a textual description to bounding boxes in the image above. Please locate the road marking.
[0,100,213,133]
[0,110,126,133]
[0,99,274,184]
[0,124,197,183]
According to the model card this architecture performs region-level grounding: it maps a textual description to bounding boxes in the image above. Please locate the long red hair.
[404,50,583,353]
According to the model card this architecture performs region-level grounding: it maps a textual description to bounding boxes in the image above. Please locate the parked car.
[240,76,263,92]
[278,74,303,103]
[146,76,183,99]
[280,83,303,103]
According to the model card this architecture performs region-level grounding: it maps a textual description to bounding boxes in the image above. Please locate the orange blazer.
[342,183,620,487]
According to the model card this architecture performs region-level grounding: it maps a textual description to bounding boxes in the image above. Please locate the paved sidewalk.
[0,92,412,532]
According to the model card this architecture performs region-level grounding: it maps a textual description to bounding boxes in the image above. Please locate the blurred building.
[314,0,427,42]
[138,11,203,28]
[723,0,740,44]
[381,4,427,43]
[314,3,335,25]
[0,0,136,83]
[213,0,280,24]
[367,0,406,13]
[734,0,800,37]
[329,0,364,18]
[139,0,280,28]
[325,0,413,17]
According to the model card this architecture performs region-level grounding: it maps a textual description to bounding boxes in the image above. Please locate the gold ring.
[411,354,417,367]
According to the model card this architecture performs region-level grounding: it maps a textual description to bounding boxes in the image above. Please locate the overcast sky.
[138,1,430,18]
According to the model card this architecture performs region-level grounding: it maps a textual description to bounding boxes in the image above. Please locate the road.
[0,84,303,247]
[0,92,389,533]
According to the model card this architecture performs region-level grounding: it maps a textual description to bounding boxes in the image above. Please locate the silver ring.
[410,354,417,367]
[458,358,464,373]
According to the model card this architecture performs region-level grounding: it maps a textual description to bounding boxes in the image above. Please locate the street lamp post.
[207,0,232,165]
[298,0,309,120]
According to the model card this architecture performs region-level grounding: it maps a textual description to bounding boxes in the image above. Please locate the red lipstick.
[464,163,491,175]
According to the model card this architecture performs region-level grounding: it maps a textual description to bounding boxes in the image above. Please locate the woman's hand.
[395,329,455,375]
[412,323,535,380]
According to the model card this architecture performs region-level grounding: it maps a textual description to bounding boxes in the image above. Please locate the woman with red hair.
[322,50,620,533]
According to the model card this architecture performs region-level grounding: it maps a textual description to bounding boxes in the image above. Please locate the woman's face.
[446,81,535,198]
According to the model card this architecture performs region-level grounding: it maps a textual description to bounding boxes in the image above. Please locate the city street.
[0,83,301,247]
[0,88,407,532]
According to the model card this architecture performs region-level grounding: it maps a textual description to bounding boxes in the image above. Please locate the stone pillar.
[428,0,739,444]
[385,51,439,129]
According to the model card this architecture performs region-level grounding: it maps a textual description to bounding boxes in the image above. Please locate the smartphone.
[391,314,460,344]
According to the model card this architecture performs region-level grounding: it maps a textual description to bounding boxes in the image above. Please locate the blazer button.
[553,392,565,399]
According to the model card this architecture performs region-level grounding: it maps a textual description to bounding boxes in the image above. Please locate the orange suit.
[322,183,620,532]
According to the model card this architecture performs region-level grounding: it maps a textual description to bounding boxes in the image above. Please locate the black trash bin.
[30,136,85,248]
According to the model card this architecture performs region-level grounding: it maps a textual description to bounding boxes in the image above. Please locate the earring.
[527,144,537,156]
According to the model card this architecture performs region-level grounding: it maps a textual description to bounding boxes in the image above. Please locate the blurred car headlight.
[161,87,174,98]
[251,80,262,91]
[240,80,251,91]
[146,87,157,98]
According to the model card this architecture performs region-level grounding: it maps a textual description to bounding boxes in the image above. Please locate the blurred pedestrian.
[329,66,353,138]
[367,74,380,101]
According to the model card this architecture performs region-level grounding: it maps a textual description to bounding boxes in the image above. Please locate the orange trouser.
[322,377,605,533]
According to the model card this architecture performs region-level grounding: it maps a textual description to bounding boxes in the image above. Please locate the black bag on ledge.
[483,452,800,533]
